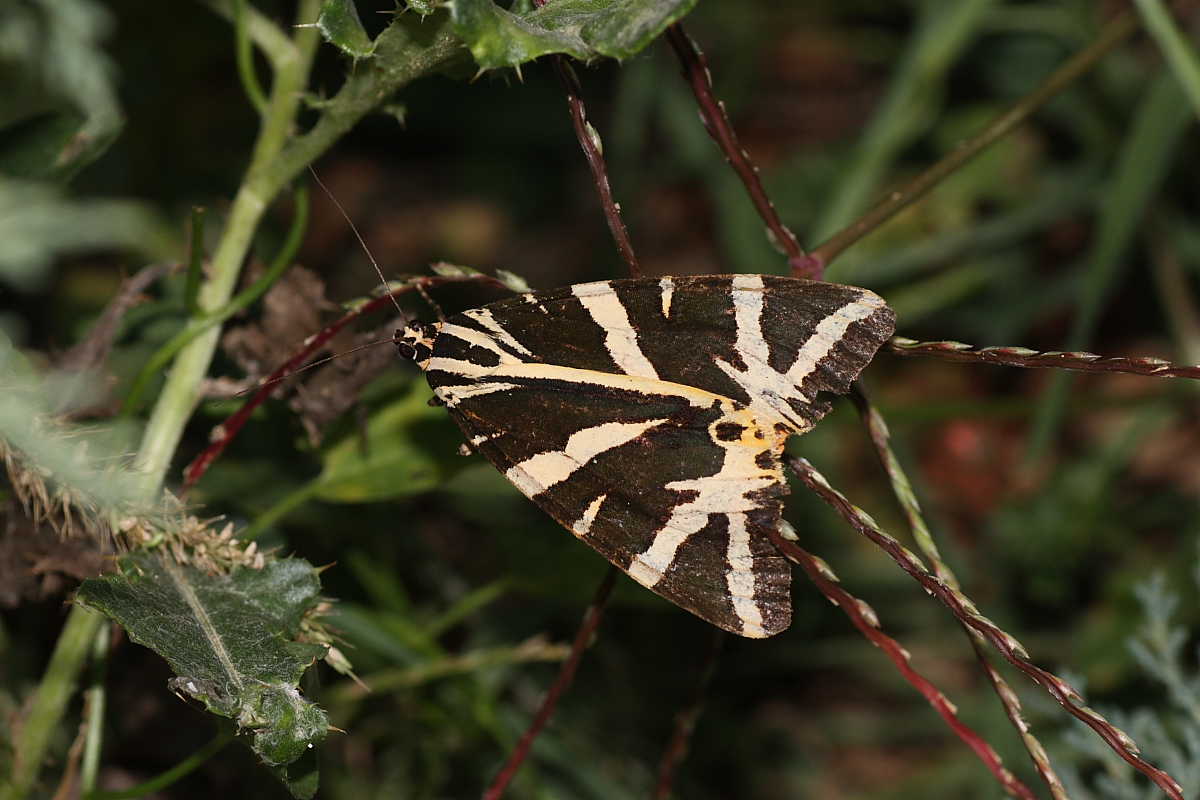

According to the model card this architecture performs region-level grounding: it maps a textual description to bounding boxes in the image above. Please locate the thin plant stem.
[653,628,724,800]
[811,9,1140,270]
[888,336,1200,377]
[767,524,1037,799]
[0,606,104,800]
[664,24,811,278]
[1025,70,1194,463]
[181,273,506,489]
[552,56,641,278]
[234,0,268,114]
[8,4,324,796]
[811,0,996,249]
[122,183,310,414]
[483,567,618,800]
[1147,221,1200,372]
[325,640,572,707]
[1134,0,1200,116]
[82,727,236,800]
[787,455,1184,800]
[185,207,205,314]
[203,0,296,68]
[79,622,111,794]
[132,0,324,492]
[848,386,1068,799]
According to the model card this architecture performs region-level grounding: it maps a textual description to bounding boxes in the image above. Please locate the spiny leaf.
[317,0,376,59]
[77,553,329,782]
[448,0,698,70]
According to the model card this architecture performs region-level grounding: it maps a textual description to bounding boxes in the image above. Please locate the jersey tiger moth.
[395,273,895,637]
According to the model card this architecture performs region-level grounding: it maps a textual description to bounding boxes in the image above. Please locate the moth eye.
[396,341,417,360]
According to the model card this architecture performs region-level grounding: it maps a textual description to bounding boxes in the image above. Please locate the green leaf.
[0,179,176,292]
[448,0,698,70]
[76,553,329,779]
[0,0,125,180]
[316,0,376,59]
[313,380,461,502]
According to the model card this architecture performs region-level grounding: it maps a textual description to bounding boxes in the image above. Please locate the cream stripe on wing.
[424,358,721,409]
[437,323,524,364]
[660,277,675,319]
[435,382,520,407]
[571,283,660,379]
[784,293,886,384]
[724,512,767,637]
[626,407,783,589]
[572,494,607,537]
[462,308,534,356]
[730,274,769,366]
[505,419,668,498]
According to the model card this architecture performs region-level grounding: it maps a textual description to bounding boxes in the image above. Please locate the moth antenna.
[307,165,406,318]
[415,280,446,322]
[234,337,394,397]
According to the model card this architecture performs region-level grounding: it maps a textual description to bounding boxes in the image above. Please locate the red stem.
[665,24,818,280]
[483,567,618,800]
[653,628,725,800]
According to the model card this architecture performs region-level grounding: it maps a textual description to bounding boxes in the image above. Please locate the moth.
[395,274,895,637]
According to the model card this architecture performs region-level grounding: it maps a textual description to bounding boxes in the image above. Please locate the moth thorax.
[394,321,441,369]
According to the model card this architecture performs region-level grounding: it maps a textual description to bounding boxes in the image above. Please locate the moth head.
[394,321,441,369]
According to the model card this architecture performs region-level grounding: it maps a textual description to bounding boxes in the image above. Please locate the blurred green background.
[2,1,1200,798]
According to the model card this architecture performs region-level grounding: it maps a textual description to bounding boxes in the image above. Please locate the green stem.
[82,727,236,800]
[1024,71,1194,463]
[9,11,467,799]
[234,0,269,113]
[1133,0,1200,117]
[0,607,103,800]
[240,480,323,542]
[810,0,996,249]
[203,0,297,68]
[79,621,111,793]
[185,206,205,314]
[813,9,1139,272]
[122,184,309,414]
[132,0,323,492]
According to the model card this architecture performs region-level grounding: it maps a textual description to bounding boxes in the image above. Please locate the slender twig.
[203,0,297,68]
[181,273,505,489]
[530,0,639,278]
[664,24,814,279]
[888,337,1200,379]
[122,184,310,414]
[1147,220,1200,370]
[79,622,112,795]
[810,9,1140,269]
[1,607,105,800]
[483,567,618,800]
[848,386,1069,799]
[787,455,1184,800]
[81,727,236,800]
[1133,0,1200,116]
[185,207,205,314]
[59,262,175,373]
[766,527,1037,799]
[233,0,268,114]
[551,57,641,278]
[653,628,724,800]
[133,0,323,491]
[326,640,572,706]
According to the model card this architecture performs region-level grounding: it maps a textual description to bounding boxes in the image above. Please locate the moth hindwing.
[396,274,896,637]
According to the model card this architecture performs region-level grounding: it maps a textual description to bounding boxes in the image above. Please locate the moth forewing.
[396,274,896,637]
